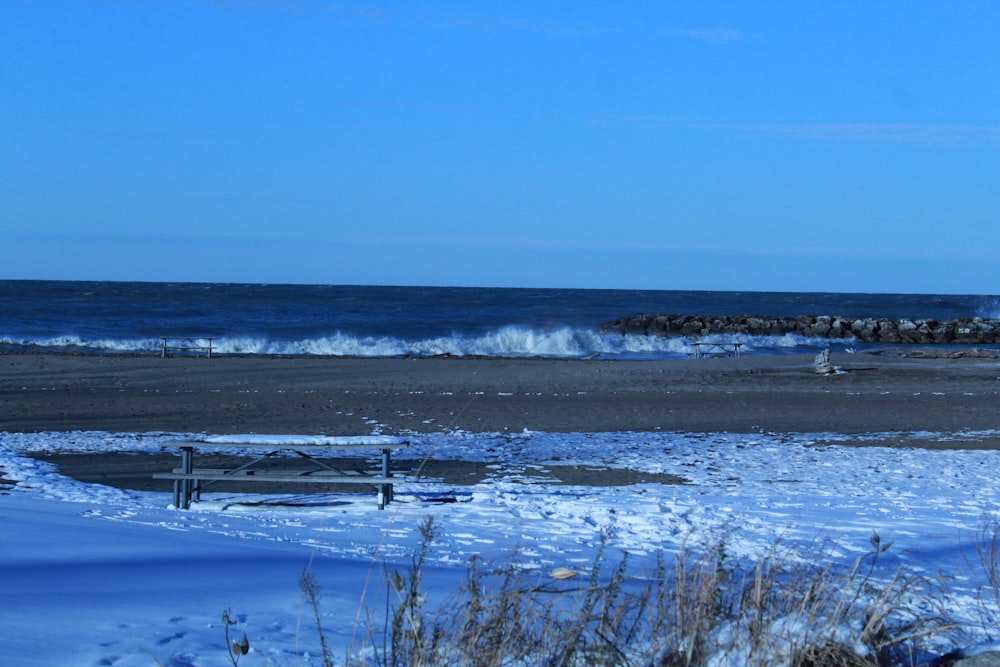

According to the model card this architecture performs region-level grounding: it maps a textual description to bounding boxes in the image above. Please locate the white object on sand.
[814,349,839,375]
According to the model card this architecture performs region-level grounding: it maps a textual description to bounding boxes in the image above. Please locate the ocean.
[1,280,997,360]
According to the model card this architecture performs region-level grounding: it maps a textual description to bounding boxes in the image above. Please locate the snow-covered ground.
[3,428,1000,666]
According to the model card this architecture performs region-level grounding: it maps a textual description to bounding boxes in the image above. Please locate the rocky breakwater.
[599,314,1000,344]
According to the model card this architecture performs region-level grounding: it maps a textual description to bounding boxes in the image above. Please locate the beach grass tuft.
[326,524,958,667]
[970,518,1000,643]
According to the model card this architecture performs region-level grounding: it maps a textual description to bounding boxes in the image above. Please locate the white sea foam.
[0,335,162,352]
[0,327,858,359]
[976,297,1000,319]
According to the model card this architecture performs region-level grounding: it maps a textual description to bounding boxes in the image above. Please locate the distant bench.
[160,337,215,358]
[690,342,743,359]
[153,435,410,510]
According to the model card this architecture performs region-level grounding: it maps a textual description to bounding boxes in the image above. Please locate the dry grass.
[970,518,1000,644]
[299,568,335,667]
[330,521,956,667]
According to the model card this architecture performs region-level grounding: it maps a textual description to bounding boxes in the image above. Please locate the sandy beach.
[2,351,999,438]
[8,350,1000,665]
[15,350,1000,493]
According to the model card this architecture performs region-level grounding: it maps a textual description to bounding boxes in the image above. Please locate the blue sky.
[2,1,999,293]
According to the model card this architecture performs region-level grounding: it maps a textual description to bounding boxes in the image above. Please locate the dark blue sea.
[1,280,997,359]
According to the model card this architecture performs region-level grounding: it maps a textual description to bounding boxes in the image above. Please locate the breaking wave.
[0,326,853,360]
[976,297,1000,319]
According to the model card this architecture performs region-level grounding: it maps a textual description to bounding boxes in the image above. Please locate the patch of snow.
[3,428,1000,664]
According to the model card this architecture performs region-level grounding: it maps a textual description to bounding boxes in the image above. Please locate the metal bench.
[154,435,409,510]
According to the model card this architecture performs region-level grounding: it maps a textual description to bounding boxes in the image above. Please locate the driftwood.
[814,349,838,375]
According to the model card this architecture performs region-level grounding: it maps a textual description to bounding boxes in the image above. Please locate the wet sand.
[5,352,1000,493]
[24,451,688,494]
[2,352,999,436]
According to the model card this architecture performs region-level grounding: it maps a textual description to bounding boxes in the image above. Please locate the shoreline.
[2,351,999,436]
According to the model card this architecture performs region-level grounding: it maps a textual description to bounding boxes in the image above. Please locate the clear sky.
[2,1,999,294]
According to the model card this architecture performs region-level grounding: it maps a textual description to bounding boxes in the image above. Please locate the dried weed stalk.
[340,524,955,667]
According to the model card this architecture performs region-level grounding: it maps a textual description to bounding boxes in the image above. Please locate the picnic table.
[160,337,215,358]
[153,435,409,510]
[690,342,743,358]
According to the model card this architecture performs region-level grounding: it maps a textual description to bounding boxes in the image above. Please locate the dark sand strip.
[3,352,1000,436]
[6,352,1000,494]
[26,453,687,494]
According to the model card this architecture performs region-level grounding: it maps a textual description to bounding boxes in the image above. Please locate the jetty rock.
[598,314,1000,344]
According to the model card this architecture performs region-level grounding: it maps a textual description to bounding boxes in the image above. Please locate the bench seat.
[153,469,396,484]
[155,469,402,509]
